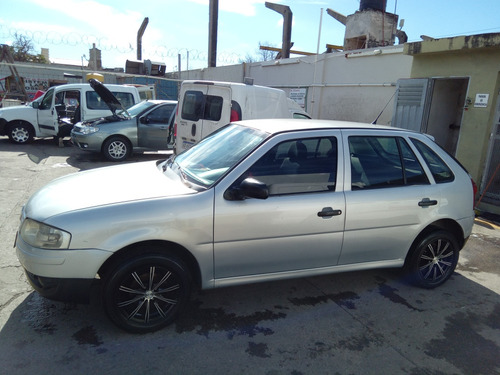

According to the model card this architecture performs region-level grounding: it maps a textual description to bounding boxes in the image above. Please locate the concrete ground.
[0,137,499,375]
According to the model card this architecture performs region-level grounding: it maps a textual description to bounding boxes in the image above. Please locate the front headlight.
[20,218,71,249]
[78,126,99,135]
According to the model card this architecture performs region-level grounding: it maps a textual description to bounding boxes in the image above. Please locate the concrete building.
[400,33,500,215]
[177,33,500,215]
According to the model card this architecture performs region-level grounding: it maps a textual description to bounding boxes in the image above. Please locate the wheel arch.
[101,134,133,152]
[8,119,35,133]
[405,219,465,266]
[98,240,202,289]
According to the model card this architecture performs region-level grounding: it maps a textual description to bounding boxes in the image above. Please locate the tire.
[8,122,34,144]
[103,253,191,333]
[405,230,459,289]
[102,136,131,162]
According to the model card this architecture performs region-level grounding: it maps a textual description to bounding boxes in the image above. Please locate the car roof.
[146,100,178,105]
[234,118,408,135]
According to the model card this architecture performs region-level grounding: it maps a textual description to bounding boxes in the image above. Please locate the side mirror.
[32,102,39,109]
[140,116,150,124]
[224,177,269,201]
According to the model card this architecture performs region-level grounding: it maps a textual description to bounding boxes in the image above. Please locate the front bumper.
[15,233,113,302]
[71,131,103,152]
[24,270,97,303]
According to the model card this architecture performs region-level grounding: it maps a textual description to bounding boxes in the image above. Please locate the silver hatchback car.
[16,119,476,333]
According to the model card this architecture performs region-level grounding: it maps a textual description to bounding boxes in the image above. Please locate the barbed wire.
[0,24,246,65]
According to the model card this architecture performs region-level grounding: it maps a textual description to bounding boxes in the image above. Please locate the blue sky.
[1,0,500,71]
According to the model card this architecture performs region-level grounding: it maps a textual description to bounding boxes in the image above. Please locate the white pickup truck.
[0,82,141,144]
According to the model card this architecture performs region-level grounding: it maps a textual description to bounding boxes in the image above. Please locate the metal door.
[201,85,231,139]
[392,78,433,132]
[480,92,500,206]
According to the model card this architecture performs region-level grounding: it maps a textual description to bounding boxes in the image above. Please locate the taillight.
[174,105,179,137]
[471,177,478,207]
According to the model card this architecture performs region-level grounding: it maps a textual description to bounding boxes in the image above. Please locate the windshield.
[118,100,156,118]
[172,124,268,188]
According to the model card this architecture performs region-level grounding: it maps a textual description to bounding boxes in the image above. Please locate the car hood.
[88,78,125,115]
[24,160,196,221]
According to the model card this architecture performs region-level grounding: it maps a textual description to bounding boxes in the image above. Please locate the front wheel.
[102,136,131,161]
[103,254,191,333]
[405,230,459,289]
[8,122,34,144]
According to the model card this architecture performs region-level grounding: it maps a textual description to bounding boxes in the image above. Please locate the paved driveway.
[0,137,499,375]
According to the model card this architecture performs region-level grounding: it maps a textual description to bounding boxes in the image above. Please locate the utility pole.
[208,0,218,67]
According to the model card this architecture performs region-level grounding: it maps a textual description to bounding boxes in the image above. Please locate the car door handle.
[418,198,438,207]
[317,207,342,217]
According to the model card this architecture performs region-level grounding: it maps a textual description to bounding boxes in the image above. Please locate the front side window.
[349,136,428,190]
[147,104,176,124]
[39,88,54,110]
[246,137,338,195]
[411,139,454,183]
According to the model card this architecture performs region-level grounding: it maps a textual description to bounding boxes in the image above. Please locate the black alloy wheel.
[103,254,191,333]
[406,230,459,289]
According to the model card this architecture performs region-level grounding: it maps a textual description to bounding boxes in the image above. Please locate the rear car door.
[177,85,209,152]
[213,131,345,282]
[339,129,440,265]
[137,103,176,149]
[200,85,231,139]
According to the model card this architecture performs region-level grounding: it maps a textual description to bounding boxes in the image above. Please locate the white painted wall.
[179,45,412,126]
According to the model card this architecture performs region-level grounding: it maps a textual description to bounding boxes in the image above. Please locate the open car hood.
[88,78,125,115]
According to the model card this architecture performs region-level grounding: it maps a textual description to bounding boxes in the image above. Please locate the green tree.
[10,33,46,63]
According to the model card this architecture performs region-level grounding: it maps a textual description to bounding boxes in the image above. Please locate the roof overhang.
[404,32,500,56]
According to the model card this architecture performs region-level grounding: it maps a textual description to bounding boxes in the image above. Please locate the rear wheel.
[103,253,191,333]
[405,230,459,288]
[8,122,34,144]
[102,136,131,161]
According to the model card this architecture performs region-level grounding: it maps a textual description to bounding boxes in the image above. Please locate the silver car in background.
[72,99,177,161]
[16,119,476,333]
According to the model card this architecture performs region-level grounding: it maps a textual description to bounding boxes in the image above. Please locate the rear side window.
[349,136,429,190]
[411,139,455,183]
[181,90,223,122]
[86,92,135,110]
[114,92,135,109]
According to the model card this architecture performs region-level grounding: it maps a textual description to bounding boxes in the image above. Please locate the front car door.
[36,87,58,136]
[137,103,176,150]
[339,129,440,265]
[213,130,345,286]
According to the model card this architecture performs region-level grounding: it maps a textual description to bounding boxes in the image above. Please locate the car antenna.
[372,90,396,124]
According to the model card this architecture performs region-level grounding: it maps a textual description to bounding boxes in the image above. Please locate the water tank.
[359,0,387,12]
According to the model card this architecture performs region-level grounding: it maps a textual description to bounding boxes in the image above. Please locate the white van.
[174,80,310,154]
[0,82,141,144]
